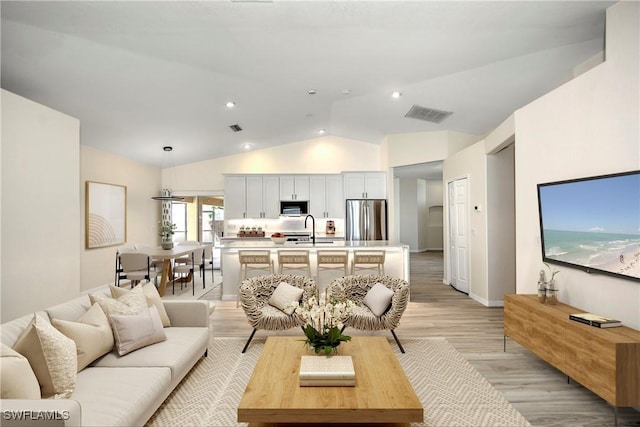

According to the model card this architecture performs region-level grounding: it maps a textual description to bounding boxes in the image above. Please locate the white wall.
[425,180,444,251]
[487,144,516,302]
[80,146,161,291]
[163,135,381,193]
[514,1,640,328]
[1,90,80,322]
[398,179,420,250]
[443,141,489,303]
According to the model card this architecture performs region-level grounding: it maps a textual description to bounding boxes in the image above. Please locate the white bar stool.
[316,250,349,291]
[238,250,274,307]
[351,250,386,276]
[278,250,311,277]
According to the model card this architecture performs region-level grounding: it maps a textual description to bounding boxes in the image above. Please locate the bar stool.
[316,250,349,291]
[351,250,385,276]
[238,250,274,308]
[278,250,311,277]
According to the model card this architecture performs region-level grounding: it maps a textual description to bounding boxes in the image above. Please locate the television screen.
[537,170,640,282]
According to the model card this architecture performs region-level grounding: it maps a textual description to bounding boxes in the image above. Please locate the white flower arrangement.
[293,292,357,354]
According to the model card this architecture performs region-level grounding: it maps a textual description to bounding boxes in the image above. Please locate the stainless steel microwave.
[280,201,308,216]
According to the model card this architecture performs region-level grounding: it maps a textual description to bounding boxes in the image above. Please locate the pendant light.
[151,146,185,202]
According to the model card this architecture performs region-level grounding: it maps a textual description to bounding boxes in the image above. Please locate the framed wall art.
[86,181,127,249]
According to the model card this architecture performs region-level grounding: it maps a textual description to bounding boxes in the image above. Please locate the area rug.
[146,337,530,427]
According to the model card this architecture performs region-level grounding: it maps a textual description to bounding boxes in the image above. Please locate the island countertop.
[218,240,410,301]
[219,240,408,250]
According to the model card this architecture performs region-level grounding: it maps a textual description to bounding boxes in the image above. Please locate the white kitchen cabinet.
[279,175,310,201]
[224,176,247,219]
[224,175,279,219]
[309,175,344,218]
[343,172,386,199]
[246,175,280,218]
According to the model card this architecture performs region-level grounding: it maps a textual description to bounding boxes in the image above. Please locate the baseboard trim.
[469,292,504,307]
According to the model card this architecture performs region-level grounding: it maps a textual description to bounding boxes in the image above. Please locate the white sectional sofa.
[0,285,210,426]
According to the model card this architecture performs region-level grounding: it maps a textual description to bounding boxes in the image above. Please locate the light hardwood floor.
[206,252,640,427]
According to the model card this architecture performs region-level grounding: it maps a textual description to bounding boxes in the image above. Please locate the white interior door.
[448,178,469,293]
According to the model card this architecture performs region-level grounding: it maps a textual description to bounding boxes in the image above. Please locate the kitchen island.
[219,240,410,301]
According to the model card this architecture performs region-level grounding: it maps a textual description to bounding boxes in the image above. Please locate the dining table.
[143,244,209,296]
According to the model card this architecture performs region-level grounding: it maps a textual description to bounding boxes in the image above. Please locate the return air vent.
[229,124,243,132]
[404,105,452,124]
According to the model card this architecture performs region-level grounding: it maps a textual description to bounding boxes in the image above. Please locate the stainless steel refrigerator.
[345,199,388,241]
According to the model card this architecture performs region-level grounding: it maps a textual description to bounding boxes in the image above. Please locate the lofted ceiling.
[1,1,613,168]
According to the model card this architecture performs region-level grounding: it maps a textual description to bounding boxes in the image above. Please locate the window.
[171,202,187,242]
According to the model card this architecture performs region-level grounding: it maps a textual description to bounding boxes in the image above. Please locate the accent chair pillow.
[362,282,394,317]
[89,285,148,317]
[1,343,41,399]
[268,282,304,315]
[109,283,171,327]
[52,303,115,371]
[12,314,77,398]
[109,306,167,356]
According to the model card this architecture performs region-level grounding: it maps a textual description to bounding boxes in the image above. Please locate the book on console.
[299,355,355,386]
[569,313,622,328]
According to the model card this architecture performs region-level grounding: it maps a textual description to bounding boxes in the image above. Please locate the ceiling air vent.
[404,105,452,124]
[229,124,242,132]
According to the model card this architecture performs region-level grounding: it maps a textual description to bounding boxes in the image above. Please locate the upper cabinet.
[309,174,344,218]
[224,176,247,219]
[279,175,310,201]
[343,172,387,199]
[224,175,280,219]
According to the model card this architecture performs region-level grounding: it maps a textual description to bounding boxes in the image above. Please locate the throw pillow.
[268,282,304,315]
[52,303,115,372]
[89,285,148,317]
[109,306,167,356]
[362,282,394,317]
[0,343,41,399]
[109,283,171,327]
[12,314,77,398]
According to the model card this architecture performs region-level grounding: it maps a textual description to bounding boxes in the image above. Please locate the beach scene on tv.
[539,173,640,280]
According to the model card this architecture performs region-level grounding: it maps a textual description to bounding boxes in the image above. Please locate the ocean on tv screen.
[543,229,640,279]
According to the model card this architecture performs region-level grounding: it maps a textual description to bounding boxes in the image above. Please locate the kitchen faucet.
[304,214,316,245]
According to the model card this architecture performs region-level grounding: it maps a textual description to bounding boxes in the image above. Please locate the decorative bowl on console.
[271,233,286,244]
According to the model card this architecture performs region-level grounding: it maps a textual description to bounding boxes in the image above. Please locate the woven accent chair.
[327,274,409,353]
[239,274,317,353]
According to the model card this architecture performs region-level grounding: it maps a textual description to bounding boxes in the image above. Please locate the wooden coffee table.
[237,336,423,426]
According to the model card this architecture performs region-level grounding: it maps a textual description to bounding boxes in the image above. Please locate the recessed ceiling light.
[226,101,235,108]
[308,89,317,95]
[318,129,326,135]
[392,91,402,99]
[242,143,252,151]
[342,89,351,95]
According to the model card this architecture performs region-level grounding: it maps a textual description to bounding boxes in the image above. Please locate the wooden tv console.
[504,294,640,410]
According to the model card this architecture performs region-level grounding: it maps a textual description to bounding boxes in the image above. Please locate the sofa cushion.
[72,366,171,427]
[90,285,148,316]
[51,303,115,371]
[92,327,208,388]
[109,306,167,356]
[110,283,171,327]
[0,343,41,399]
[268,282,303,315]
[362,282,394,317]
[12,314,77,398]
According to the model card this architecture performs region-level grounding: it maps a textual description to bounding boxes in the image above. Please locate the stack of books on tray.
[569,312,622,328]
[299,355,356,386]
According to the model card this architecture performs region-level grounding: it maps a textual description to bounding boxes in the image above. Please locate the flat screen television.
[537,170,640,282]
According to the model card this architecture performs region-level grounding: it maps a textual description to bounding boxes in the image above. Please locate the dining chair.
[117,252,158,288]
[175,240,201,264]
[173,248,202,296]
[114,246,137,286]
[202,245,215,285]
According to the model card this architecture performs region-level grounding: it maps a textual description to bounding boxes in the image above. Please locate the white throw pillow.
[362,282,394,317]
[268,282,304,315]
[12,314,77,398]
[0,343,41,399]
[89,285,147,316]
[52,303,115,371]
[110,283,171,327]
[109,306,167,356]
